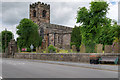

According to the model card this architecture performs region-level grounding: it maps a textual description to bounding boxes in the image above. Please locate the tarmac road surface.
[0,58,118,78]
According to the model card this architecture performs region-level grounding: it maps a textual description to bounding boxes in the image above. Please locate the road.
[0,58,118,78]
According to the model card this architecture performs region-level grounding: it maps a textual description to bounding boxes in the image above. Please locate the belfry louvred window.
[33,10,36,17]
[42,10,47,17]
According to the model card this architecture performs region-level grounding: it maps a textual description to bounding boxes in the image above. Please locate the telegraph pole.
[5,28,7,58]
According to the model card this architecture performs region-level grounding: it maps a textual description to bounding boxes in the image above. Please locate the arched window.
[33,10,36,17]
[42,10,47,17]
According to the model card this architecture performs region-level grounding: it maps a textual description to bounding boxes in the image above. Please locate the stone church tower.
[30,2,50,24]
[30,2,72,50]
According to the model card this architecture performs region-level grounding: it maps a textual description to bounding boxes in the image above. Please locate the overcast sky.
[0,0,120,39]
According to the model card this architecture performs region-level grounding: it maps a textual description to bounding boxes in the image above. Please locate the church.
[30,2,73,49]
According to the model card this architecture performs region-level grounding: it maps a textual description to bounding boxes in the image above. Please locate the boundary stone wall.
[14,53,120,63]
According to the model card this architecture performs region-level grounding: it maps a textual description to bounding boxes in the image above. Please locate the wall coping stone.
[15,53,120,56]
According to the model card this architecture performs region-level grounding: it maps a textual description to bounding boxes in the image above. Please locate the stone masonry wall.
[39,23,72,49]
[14,53,120,63]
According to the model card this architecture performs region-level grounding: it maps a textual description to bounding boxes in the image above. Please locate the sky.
[0,0,120,39]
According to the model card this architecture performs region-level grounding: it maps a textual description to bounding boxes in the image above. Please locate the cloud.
[0,0,119,39]
[1,0,92,2]
[2,2,30,25]
[118,1,120,23]
[0,2,28,39]
[107,1,118,22]
[2,0,120,2]
[50,2,89,27]
[1,2,90,28]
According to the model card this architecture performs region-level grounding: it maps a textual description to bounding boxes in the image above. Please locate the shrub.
[48,45,56,53]
[43,51,46,53]
[58,49,68,53]
[27,48,31,52]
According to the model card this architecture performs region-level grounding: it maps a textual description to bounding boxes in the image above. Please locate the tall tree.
[76,1,109,53]
[97,18,115,49]
[112,21,120,42]
[17,18,42,49]
[71,26,82,51]
[1,30,13,52]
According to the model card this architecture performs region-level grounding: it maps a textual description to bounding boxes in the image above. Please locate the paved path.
[29,59,119,71]
[0,58,119,78]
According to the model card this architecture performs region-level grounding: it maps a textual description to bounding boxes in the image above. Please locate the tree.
[76,1,109,53]
[1,30,13,52]
[97,18,115,50]
[17,18,42,49]
[71,26,82,51]
[97,18,115,45]
[113,23,120,42]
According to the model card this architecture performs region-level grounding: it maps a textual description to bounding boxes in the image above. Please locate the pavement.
[30,59,119,72]
[0,58,119,78]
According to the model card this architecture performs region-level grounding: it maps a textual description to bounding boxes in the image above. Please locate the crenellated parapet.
[30,2,50,9]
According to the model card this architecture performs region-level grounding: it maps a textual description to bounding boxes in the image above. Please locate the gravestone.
[39,46,42,53]
[45,47,49,53]
[18,47,20,53]
[63,45,70,52]
[80,44,86,53]
[41,40,46,50]
[56,44,62,48]
[56,47,60,53]
[72,45,77,52]
[36,47,39,53]
[96,44,103,53]
[104,45,112,53]
[94,45,97,53]
[113,42,120,53]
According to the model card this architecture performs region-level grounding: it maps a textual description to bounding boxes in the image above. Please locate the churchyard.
[0,1,120,65]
